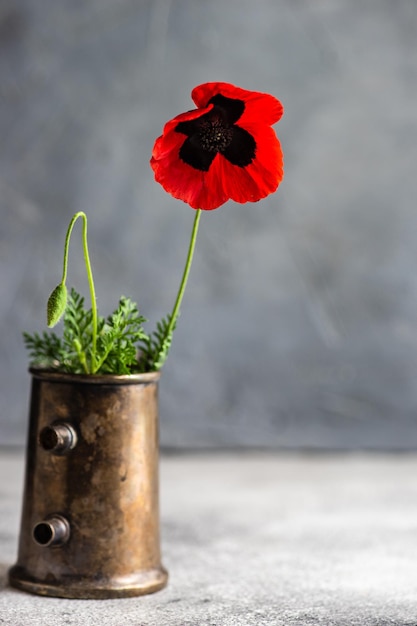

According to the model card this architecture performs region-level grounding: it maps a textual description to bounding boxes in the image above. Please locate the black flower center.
[198,117,234,153]
[175,94,256,172]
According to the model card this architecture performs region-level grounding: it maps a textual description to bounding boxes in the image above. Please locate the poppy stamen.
[198,115,234,153]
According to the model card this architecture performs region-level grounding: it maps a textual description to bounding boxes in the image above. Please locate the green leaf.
[137,314,176,371]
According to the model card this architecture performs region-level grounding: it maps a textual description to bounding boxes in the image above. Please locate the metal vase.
[9,368,168,599]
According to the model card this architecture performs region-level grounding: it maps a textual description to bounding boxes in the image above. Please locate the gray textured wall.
[1,0,417,448]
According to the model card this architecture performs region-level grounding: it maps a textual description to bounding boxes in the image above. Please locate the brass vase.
[9,368,168,599]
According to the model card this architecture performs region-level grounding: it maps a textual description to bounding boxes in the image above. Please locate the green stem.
[166,208,202,341]
[61,212,98,373]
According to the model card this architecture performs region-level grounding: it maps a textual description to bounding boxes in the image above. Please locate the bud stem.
[61,212,98,373]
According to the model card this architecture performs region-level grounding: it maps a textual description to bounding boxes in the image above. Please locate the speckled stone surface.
[1,450,417,625]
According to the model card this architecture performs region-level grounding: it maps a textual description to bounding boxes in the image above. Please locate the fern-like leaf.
[96,297,149,374]
[138,314,176,371]
[23,331,65,369]
[23,287,175,374]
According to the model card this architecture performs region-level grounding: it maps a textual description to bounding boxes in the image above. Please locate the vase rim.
[29,367,160,385]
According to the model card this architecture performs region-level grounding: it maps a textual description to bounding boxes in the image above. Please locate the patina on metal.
[9,368,168,599]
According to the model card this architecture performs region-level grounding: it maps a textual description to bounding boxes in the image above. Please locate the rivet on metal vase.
[33,515,71,547]
[39,422,78,454]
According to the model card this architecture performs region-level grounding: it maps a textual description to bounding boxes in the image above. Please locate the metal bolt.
[32,515,70,547]
[39,422,77,454]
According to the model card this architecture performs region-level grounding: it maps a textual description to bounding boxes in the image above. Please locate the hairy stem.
[62,212,98,373]
[166,208,202,343]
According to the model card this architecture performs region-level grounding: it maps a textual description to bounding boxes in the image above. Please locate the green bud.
[47,283,67,327]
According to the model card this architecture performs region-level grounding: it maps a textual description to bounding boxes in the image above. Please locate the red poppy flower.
[150,82,284,211]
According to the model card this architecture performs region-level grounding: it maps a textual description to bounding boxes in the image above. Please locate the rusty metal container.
[9,368,168,599]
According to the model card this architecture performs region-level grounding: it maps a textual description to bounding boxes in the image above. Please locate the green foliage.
[23,331,66,370]
[95,296,148,374]
[24,288,176,375]
[62,289,94,372]
[137,315,176,372]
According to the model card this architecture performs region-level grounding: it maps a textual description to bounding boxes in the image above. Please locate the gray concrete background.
[1,1,417,448]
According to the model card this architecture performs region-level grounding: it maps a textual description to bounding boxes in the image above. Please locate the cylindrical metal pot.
[9,368,168,599]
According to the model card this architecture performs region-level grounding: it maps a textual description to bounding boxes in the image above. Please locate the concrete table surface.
[1,450,417,626]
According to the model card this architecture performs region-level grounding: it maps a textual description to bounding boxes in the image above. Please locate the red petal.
[209,125,284,204]
[151,130,228,210]
[191,82,283,126]
[205,156,260,204]
[242,124,284,195]
[160,103,213,138]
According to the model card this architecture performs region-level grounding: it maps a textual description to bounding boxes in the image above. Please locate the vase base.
[8,564,168,599]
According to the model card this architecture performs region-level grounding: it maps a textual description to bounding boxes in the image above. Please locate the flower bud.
[47,283,67,327]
